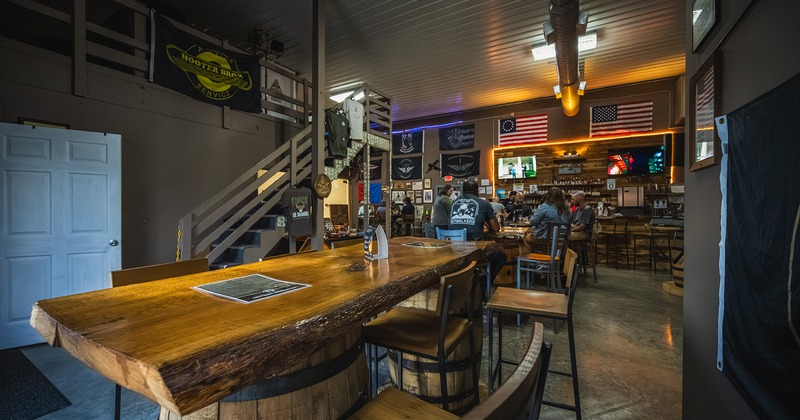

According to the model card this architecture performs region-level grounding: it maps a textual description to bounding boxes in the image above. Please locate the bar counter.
[30,238,494,416]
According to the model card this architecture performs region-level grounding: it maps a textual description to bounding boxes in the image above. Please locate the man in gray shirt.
[569,191,596,241]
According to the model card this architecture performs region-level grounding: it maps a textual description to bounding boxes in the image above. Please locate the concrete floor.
[19,265,682,419]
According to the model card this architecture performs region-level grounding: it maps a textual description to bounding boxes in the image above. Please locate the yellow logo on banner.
[165,44,254,101]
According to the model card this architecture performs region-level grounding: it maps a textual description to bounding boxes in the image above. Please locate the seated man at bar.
[449,179,505,299]
[504,192,533,223]
[569,190,596,241]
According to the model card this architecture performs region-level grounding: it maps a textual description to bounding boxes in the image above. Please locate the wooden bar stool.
[487,249,582,419]
[350,323,551,420]
[602,218,630,269]
[363,262,481,413]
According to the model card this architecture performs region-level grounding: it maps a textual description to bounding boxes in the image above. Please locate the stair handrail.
[178,125,313,261]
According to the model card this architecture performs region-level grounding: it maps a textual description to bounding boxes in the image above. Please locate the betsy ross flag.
[590,101,653,137]
[498,114,547,146]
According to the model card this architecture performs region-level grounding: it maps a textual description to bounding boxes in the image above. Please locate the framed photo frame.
[423,189,433,203]
[415,197,422,204]
[393,181,406,190]
[414,190,422,198]
[391,191,406,204]
[412,181,423,190]
[405,182,412,190]
[423,178,432,189]
[691,0,717,52]
[689,51,721,171]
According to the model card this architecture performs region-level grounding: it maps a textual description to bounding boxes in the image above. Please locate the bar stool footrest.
[542,400,578,412]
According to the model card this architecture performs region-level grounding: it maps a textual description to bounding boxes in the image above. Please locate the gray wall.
[0,38,292,268]
[683,0,800,417]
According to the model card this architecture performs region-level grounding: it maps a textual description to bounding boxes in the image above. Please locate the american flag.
[590,101,653,137]
[498,114,548,146]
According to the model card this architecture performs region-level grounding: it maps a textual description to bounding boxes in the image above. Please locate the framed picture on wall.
[412,181,423,190]
[689,51,721,171]
[424,178,431,189]
[393,181,406,190]
[691,0,717,52]
[391,191,406,204]
[415,197,422,204]
[423,189,433,203]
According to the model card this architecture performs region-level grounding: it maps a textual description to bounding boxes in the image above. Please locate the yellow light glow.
[493,130,676,152]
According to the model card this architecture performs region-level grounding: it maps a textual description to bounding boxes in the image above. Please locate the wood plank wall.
[492,134,672,210]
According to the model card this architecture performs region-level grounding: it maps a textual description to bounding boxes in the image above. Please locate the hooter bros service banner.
[149,11,261,112]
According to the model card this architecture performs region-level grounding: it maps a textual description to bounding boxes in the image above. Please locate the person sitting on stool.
[449,179,505,300]
[569,191,596,241]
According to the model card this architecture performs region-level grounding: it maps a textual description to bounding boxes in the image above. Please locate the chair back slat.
[461,323,550,420]
[110,258,208,287]
[563,248,578,291]
[436,261,477,320]
[436,227,468,241]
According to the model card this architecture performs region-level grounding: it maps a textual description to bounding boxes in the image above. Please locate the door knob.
[109,239,119,246]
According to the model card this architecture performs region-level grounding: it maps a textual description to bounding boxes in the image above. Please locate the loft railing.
[5,0,311,128]
[177,125,313,262]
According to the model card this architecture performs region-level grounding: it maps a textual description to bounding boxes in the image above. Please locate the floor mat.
[0,348,71,420]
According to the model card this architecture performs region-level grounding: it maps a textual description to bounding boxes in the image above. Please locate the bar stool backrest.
[547,222,570,260]
[612,218,629,234]
[461,323,551,420]
[436,261,478,321]
[436,227,468,241]
[110,258,208,287]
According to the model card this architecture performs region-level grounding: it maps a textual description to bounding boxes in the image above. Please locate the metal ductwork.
[545,0,587,117]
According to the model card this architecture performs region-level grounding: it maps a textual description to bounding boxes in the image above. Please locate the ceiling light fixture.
[531,33,597,61]
[330,90,365,103]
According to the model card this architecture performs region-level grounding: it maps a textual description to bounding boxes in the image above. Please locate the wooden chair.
[632,224,669,274]
[487,249,582,419]
[601,217,630,269]
[436,227,468,241]
[350,323,551,420]
[517,223,569,292]
[363,261,480,412]
[402,214,416,236]
[109,258,208,419]
[110,257,208,287]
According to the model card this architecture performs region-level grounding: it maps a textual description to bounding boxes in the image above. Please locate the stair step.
[210,261,242,270]
[233,214,277,230]
[213,229,265,247]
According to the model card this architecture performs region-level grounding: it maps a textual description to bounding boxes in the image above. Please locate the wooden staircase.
[177,84,393,268]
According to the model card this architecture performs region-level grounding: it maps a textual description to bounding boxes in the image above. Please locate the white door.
[0,123,121,349]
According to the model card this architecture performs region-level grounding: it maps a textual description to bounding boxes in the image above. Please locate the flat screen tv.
[498,156,537,179]
[607,145,665,176]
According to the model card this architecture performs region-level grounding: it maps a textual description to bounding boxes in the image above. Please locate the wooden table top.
[31,238,493,415]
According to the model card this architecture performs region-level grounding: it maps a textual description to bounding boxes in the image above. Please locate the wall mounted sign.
[690,51,721,171]
[691,0,717,52]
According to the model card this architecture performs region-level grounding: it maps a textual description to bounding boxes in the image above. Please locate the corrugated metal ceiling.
[160,0,686,122]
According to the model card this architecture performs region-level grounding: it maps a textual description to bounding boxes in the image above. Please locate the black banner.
[723,73,800,419]
[392,132,424,154]
[391,156,422,180]
[441,150,480,178]
[358,159,382,181]
[439,124,475,150]
[150,11,261,112]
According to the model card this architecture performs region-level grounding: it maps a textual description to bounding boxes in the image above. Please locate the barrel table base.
[391,287,483,414]
[159,328,368,419]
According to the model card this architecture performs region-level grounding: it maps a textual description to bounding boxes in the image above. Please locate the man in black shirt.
[449,180,505,300]
[504,193,533,222]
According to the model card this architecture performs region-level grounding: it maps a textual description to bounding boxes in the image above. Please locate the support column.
[310,0,326,250]
[73,0,87,97]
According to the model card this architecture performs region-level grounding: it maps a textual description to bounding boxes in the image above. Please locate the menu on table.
[192,274,310,303]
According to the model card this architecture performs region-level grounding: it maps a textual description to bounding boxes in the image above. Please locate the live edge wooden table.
[30,238,494,419]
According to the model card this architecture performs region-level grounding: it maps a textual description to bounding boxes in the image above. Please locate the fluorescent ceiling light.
[532,33,598,61]
[330,90,365,103]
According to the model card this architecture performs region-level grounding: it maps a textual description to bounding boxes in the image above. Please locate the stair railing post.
[177,214,193,261]
[309,0,326,251]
